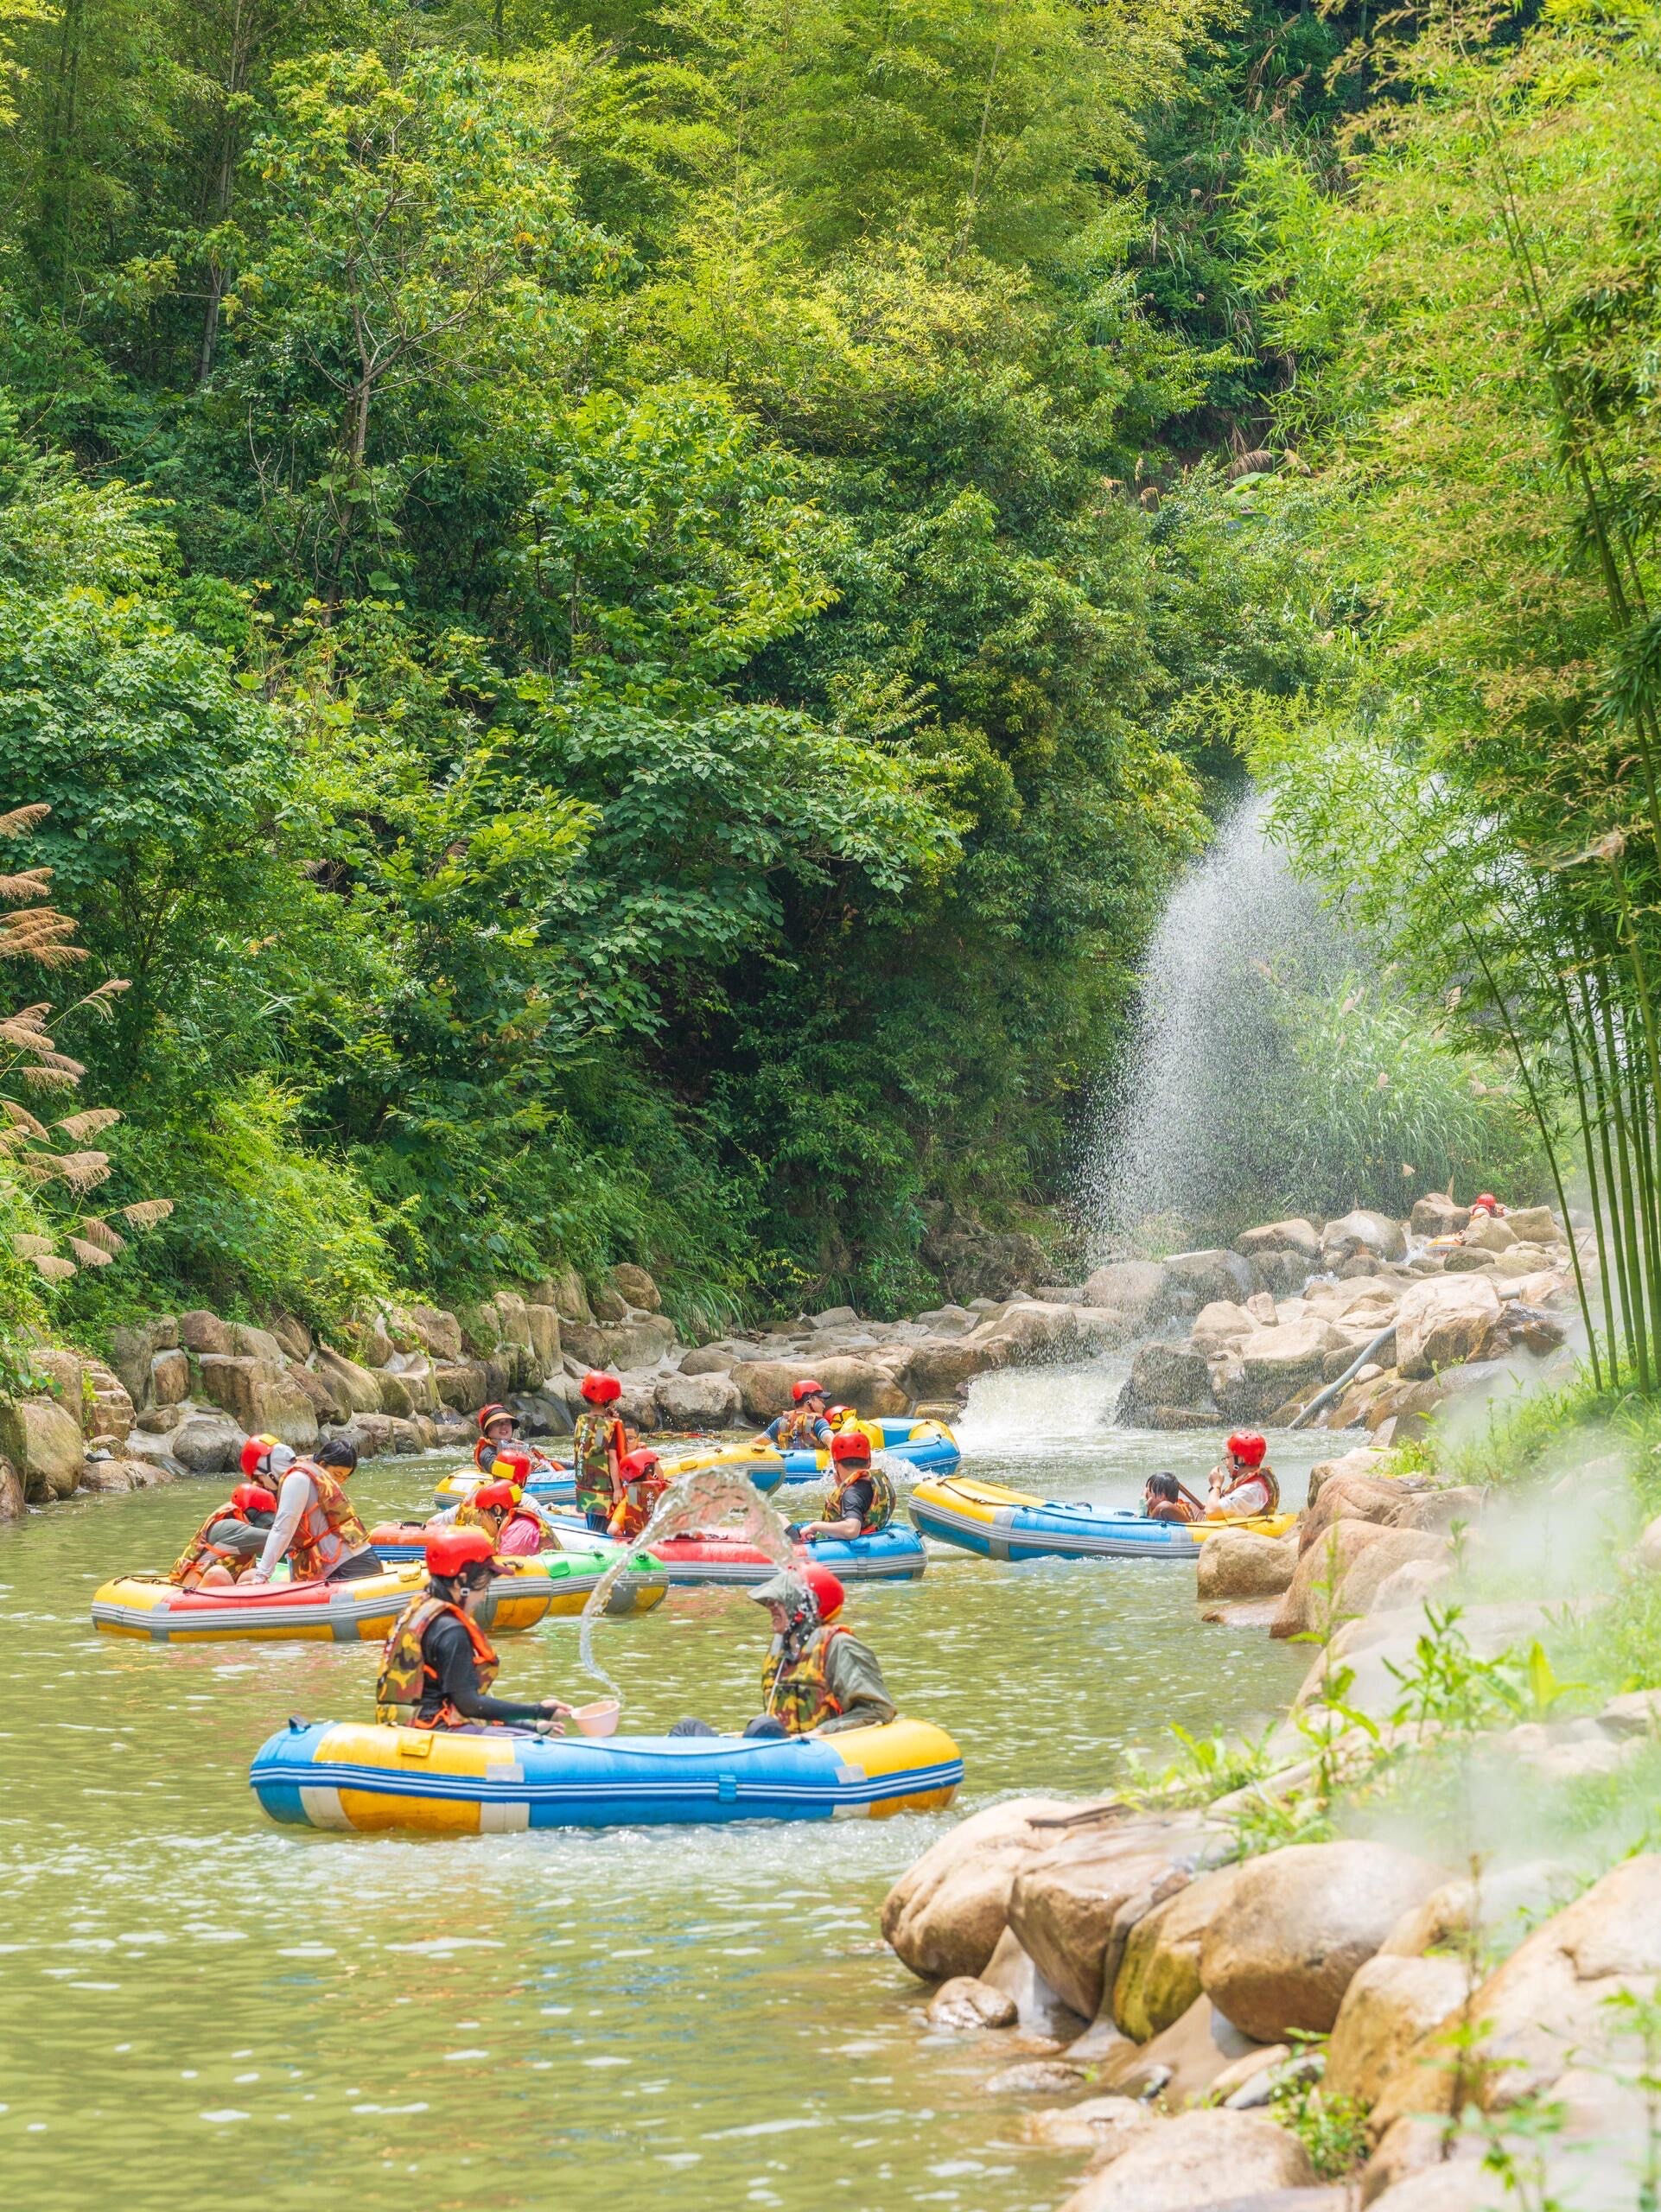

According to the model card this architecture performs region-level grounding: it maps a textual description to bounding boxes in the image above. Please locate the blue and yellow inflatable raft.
[251,1714,963,1833]
[908,1474,1294,1563]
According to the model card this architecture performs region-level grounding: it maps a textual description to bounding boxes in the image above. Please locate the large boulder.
[1462,1213,1516,1255]
[1191,1300,1253,1355]
[1102,1990,1271,2103]
[1197,1527,1299,1602]
[1231,1318,1347,1416]
[84,1358,135,1446]
[881,1797,1079,1980]
[1117,1342,1217,1427]
[169,1409,246,1474]
[0,1394,85,1500]
[1409,1193,1470,1239]
[810,1355,910,1417]
[608,1262,662,1313]
[1325,1955,1468,2108]
[730,1359,810,1424]
[1084,1261,1172,1334]
[1111,1867,1240,2043]
[1370,1854,1661,2131]
[563,1317,678,1371]
[1336,1528,1448,1619]
[1060,2106,1314,2212]
[655,1371,742,1429]
[178,1308,235,1357]
[1199,1842,1445,2042]
[315,1344,384,1415]
[897,1338,1005,1402]
[978,1925,1090,2043]
[1237,1218,1321,1263]
[432,1358,489,1413]
[1165,1249,1256,1306]
[1272,1519,1395,1638]
[1321,1211,1408,1268]
[1306,1446,1394,1509]
[1007,1826,1200,2020]
[1505,1204,1558,1245]
[525,1303,562,1375]
[150,1348,191,1408]
[284,1362,344,1423]
[0,1452,22,1520]
[1394,1274,1502,1380]
[196,1356,321,1448]
[110,1316,179,1408]
[402,1303,463,1363]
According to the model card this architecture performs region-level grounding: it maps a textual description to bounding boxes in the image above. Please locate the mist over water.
[1081,792,1351,1256]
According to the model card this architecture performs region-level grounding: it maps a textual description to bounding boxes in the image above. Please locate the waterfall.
[1080,791,1353,1258]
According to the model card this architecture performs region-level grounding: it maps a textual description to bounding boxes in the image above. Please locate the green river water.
[0,1363,1317,2212]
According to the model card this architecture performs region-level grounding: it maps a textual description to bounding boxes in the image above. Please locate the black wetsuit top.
[416,1611,549,1726]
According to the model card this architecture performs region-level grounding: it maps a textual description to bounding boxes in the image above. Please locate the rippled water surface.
[0,1363,1319,2210]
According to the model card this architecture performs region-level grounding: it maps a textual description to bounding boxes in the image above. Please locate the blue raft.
[908,1474,1294,1563]
[250,1715,963,1834]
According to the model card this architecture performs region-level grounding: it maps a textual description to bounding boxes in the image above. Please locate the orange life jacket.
[285,1462,370,1581]
[762,1624,850,1734]
[169,1499,267,1586]
[1224,1465,1281,1516]
[375,1594,501,1729]
[608,1472,666,1542]
[773,1408,826,1452]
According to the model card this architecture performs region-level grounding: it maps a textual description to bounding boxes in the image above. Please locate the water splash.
[1079,791,1351,1256]
[576,1467,795,1700]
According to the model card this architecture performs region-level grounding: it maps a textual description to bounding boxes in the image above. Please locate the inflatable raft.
[908,1475,1294,1563]
[524,1516,927,1586]
[89,1561,563,1644]
[432,1464,577,1510]
[250,1713,963,1833]
[362,1529,668,1615]
[656,1416,961,1492]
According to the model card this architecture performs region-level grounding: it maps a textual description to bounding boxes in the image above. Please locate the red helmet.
[803,1563,845,1622]
[825,1403,854,1429]
[581,1371,622,1404]
[1226,1432,1268,1469]
[620,1449,661,1481]
[490,1448,533,1489]
[1471,1193,1499,1214]
[239,1433,295,1478]
[426,1525,497,1578]
[830,1430,872,1465]
[231,1483,277,1515]
[477,1402,514,1435]
[471,1479,518,1515]
[792,1378,827,1403]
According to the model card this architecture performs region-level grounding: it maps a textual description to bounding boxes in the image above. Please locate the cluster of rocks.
[1110,1198,1579,1440]
[884,1414,1661,2209]
[0,1258,1124,1514]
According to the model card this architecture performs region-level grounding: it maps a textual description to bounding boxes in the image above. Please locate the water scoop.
[572,1699,620,1738]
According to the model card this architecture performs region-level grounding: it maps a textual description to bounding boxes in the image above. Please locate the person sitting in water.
[1143,1471,1203,1525]
[376,1528,575,1733]
[795,1430,895,1541]
[1206,1431,1280,1519]
[749,1565,895,1737]
[454,1468,550,1557]
[247,1433,380,1586]
[607,1449,667,1542]
[169,1482,278,1588]
[761,1379,834,1454]
[573,1371,630,1534]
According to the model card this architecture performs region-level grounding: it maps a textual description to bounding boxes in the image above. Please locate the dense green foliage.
[0,0,1581,1332]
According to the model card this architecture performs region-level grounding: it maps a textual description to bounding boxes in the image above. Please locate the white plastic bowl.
[573,1699,620,1738]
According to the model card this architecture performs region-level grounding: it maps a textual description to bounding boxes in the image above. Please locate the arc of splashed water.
[575,1464,799,1702]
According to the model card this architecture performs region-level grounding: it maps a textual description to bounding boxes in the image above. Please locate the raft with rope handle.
[519,1513,928,1586]
[907,1474,1295,1563]
[362,1523,669,1613]
[88,1560,564,1643]
[250,1713,963,1834]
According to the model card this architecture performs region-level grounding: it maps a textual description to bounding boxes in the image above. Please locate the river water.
[0,1362,1317,2211]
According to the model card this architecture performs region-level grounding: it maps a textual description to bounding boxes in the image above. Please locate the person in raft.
[607,1448,667,1541]
[1142,1471,1203,1525]
[376,1527,575,1733]
[452,1465,550,1557]
[472,1402,559,1478]
[169,1481,279,1587]
[572,1371,629,1534]
[793,1429,896,1541]
[1206,1432,1280,1519]
[761,1378,835,1454]
[748,1564,896,1736]
[246,1433,380,1586]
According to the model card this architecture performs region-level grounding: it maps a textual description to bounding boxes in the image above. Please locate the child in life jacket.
[607,1450,667,1542]
[169,1483,278,1588]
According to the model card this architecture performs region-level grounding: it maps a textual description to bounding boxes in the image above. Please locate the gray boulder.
[1321,1211,1408,1268]
[170,1410,246,1475]
[1117,1341,1217,1427]
[1164,1249,1256,1306]
[655,1371,742,1429]
[0,1395,85,1500]
[1083,1261,1172,1334]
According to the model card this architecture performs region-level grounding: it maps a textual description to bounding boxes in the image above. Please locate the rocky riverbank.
[1108,1198,1580,1441]
[0,1255,1125,1515]
[880,1433,1661,2210]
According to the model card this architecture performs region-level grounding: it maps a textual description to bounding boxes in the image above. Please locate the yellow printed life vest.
[823,1465,895,1536]
[773,1408,825,1452]
[286,1463,369,1582]
[375,1594,500,1729]
[761,1624,850,1735]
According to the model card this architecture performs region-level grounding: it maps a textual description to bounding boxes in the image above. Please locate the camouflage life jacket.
[169,1499,267,1586]
[823,1465,895,1536]
[773,1408,825,1453]
[285,1463,370,1582]
[761,1624,850,1735]
[375,1594,500,1729]
[572,1413,624,1516]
